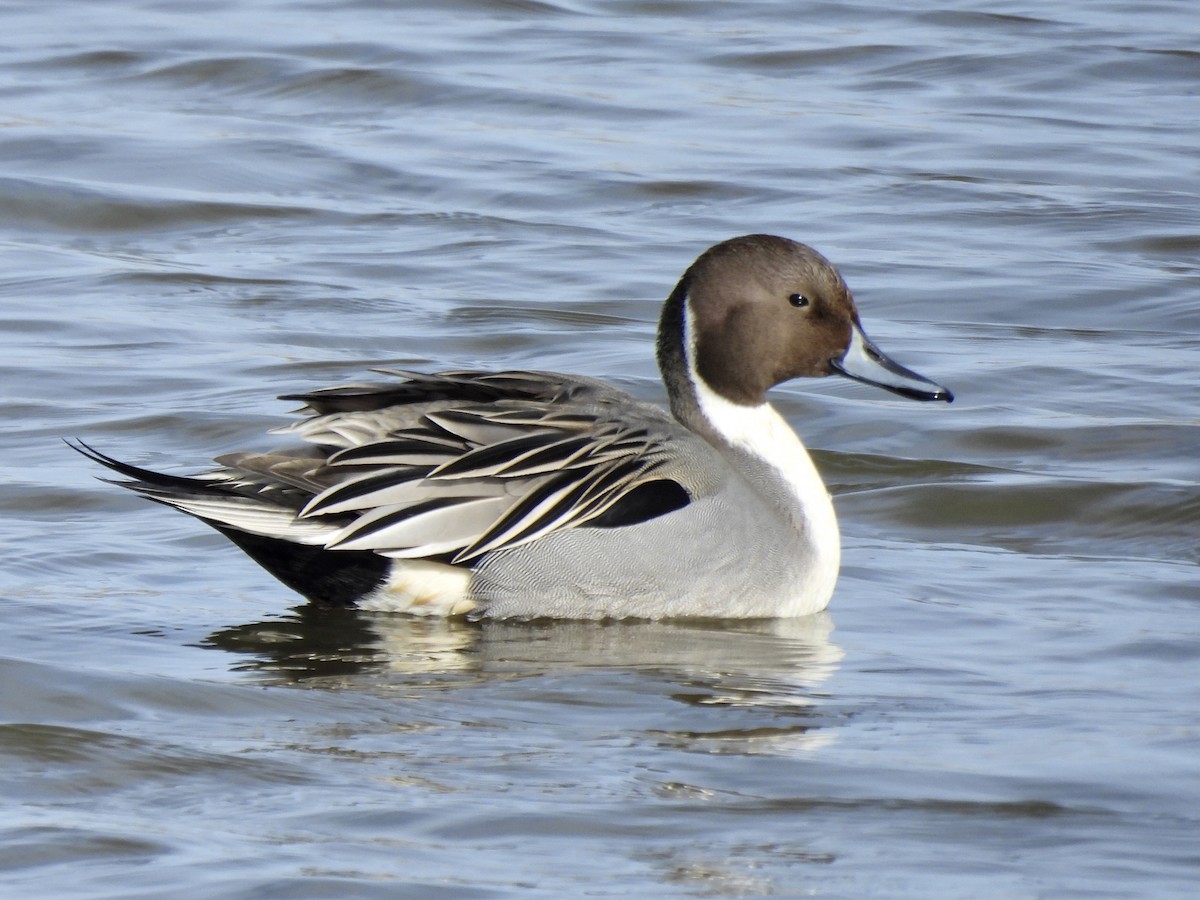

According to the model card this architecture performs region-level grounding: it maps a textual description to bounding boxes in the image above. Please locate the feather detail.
[328,495,512,556]
[72,370,693,577]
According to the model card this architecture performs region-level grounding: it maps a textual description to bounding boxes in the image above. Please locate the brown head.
[657,234,952,413]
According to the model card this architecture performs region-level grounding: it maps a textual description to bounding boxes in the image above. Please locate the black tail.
[67,438,217,495]
[211,525,388,607]
[68,439,389,606]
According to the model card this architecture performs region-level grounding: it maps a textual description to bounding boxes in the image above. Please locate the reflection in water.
[205,607,841,683]
[204,607,844,755]
[203,604,400,680]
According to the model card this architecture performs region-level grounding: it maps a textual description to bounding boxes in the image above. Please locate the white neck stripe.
[682,296,840,608]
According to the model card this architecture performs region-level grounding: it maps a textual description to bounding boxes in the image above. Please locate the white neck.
[683,304,840,610]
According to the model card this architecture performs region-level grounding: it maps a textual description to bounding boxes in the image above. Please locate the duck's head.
[659,234,953,408]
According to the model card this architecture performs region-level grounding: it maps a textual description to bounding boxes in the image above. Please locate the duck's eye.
[788,293,810,308]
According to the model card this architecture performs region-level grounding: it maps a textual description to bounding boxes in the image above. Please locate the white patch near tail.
[357,559,477,617]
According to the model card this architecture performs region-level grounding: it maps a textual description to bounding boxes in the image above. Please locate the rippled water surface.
[3,1,1198,896]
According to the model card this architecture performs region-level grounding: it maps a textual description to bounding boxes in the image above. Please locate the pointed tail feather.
[67,438,388,605]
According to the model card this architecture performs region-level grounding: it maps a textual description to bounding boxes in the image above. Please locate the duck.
[72,234,952,619]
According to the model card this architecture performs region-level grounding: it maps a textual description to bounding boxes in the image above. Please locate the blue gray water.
[2,1,1198,896]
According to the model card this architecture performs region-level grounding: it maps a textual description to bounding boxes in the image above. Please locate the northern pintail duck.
[74,235,952,619]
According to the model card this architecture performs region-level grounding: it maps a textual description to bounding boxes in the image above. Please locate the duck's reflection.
[206,608,842,747]
[206,607,840,685]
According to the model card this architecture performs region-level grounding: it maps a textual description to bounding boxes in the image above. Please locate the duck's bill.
[830,323,954,402]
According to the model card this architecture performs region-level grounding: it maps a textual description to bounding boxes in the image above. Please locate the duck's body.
[75,235,951,619]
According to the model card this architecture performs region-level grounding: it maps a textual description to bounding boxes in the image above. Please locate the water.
[2,0,1198,896]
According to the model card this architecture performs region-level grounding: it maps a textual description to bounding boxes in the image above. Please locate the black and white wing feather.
[74,370,693,566]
